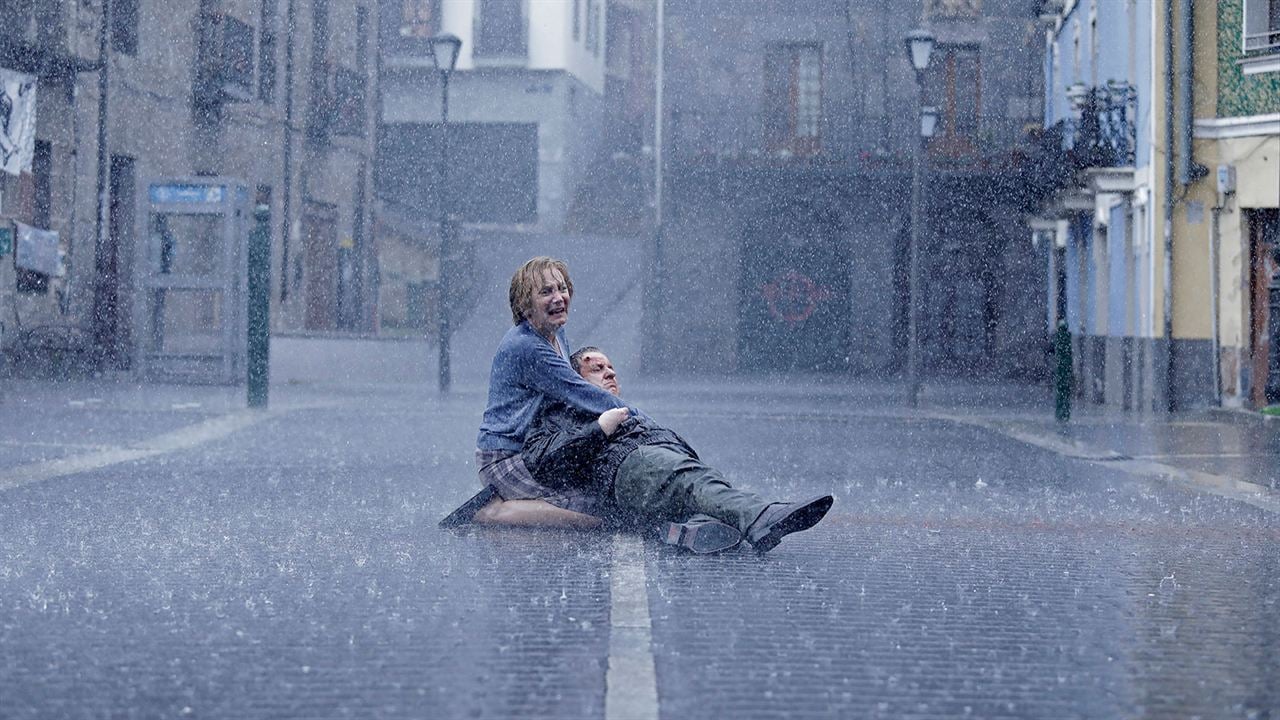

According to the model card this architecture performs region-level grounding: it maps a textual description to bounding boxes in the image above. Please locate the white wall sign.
[15,221,62,276]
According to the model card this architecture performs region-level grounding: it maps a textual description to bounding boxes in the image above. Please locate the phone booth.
[133,178,249,384]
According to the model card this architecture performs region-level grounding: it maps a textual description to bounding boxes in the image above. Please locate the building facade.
[1032,0,1279,411]
[1,0,379,378]
[1193,0,1279,409]
[644,0,1047,379]
[375,0,616,332]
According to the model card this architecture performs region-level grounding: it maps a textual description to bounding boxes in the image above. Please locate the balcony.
[1026,83,1138,204]
[1063,83,1136,170]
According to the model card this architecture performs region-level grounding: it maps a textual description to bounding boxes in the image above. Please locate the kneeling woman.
[463,256,631,528]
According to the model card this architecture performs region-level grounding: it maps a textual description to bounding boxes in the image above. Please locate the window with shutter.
[764,43,823,157]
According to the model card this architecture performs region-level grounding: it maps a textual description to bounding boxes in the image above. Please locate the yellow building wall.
[1216,134,1280,360]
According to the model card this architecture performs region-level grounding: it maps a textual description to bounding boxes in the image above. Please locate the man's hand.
[597,407,630,437]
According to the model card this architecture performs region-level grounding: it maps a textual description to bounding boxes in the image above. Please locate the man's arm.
[522,407,630,488]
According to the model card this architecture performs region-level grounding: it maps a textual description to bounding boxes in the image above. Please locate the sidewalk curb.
[930,411,1280,515]
[0,409,273,493]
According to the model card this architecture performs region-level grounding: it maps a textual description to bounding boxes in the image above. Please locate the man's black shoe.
[439,485,498,529]
[745,495,833,553]
[661,514,742,554]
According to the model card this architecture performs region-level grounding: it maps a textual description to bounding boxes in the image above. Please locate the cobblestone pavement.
[1,371,1277,720]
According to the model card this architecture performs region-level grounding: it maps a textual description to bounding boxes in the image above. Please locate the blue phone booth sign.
[148,183,227,205]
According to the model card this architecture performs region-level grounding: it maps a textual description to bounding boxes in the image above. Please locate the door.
[1249,209,1280,407]
[737,189,850,372]
[303,202,339,331]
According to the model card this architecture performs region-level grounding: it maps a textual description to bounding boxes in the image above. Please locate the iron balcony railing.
[1062,83,1137,169]
[1022,82,1138,207]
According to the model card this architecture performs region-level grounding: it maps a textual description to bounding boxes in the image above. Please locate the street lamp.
[429,32,462,394]
[904,29,934,408]
[920,105,939,140]
[904,30,936,74]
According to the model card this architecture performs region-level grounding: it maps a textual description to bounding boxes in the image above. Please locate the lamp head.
[904,30,935,73]
[920,105,939,139]
[429,32,463,74]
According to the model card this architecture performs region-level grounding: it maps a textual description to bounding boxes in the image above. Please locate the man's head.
[570,346,620,396]
[508,256,574,330]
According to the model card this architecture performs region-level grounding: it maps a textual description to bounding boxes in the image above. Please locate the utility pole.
[91,0,113,365]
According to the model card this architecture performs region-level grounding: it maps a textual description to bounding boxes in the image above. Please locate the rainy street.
[2,234,1279,719]
[3,0,1279,717]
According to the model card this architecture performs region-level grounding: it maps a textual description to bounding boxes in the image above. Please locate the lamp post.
[429,32,462,394]
[904,29,935,408]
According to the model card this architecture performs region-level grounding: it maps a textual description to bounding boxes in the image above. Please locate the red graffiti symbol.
[761,270,833,326]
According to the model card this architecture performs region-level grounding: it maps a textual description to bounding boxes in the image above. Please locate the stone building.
[644,0,1047,379]
[1,0,379,379]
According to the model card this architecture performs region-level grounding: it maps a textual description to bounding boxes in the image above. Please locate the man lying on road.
[475,347,833,553]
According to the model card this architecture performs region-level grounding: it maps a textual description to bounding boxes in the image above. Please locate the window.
[764,43,823,157]
[474,0,526,58]
[111,0,139,55]
[925,44,981,153]
[221,15,255,101]
[1244,0,1280,52]
[332,67,366,137]
[399,0,441,38]
[307,0,332,143]
[356,6,370,73]
[259,0,278,102]
[17,140,52,294]
[585,0,599,55]
[607,17,631,79]
[381,0,440,56]
[194,7,257,107]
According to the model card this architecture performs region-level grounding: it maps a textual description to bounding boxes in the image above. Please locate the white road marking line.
[0,411,268,492]
[605,533,658,720]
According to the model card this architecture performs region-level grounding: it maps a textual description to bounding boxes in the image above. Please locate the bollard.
[1053,319,1073,422]
[247,204,271,408]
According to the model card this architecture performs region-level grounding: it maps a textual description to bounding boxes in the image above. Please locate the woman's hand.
[597,407,630,437]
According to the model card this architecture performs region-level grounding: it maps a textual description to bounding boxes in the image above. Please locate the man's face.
[577,351,620,396]
[525,268,571,337]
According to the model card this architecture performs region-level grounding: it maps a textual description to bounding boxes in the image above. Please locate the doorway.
[1248,209,1280,407]
[303,201,339,331]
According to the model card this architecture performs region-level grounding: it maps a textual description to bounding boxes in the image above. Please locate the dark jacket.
[522,401,696,493]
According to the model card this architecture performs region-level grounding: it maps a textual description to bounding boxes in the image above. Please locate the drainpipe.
[1176,0,1207,186]
[1161,0,1175,411]
[279,0,297,303]
[1210,202,1221,404]
[91,0,112,361]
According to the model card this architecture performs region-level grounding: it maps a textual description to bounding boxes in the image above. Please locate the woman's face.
[526,268,571,338]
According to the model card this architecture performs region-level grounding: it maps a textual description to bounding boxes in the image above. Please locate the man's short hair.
[569,346,601,374]
[508,256,574,325]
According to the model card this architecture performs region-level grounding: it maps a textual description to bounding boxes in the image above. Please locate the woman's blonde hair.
[509,256,574,325]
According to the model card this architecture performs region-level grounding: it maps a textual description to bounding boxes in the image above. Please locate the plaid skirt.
[475,448,603,517]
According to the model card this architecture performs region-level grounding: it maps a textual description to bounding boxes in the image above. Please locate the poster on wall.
[0,68,37,176]
[15,221,62,277]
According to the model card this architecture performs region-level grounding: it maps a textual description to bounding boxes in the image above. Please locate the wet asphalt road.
[1,374,1278,720]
